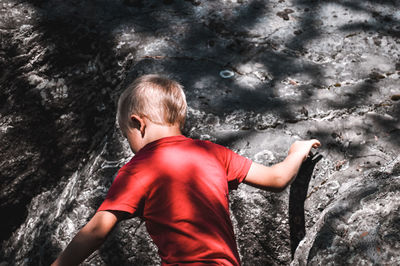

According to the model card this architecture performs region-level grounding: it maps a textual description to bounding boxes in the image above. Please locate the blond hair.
[117,74,187,133]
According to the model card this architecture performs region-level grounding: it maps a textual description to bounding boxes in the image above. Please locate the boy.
[52,74,320,265]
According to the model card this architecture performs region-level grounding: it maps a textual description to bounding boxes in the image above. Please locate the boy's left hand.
[52,210,127,266]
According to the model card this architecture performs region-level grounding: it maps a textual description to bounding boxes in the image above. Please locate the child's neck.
[144,122,182,145]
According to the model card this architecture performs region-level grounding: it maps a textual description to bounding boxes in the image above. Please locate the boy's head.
[117,74,187,136]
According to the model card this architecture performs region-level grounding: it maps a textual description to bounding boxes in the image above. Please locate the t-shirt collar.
[138,135,188,154]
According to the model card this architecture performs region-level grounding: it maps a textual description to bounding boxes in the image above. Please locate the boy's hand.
[52,210,128,266]
[244,139,321,192]
[288,139,321,162]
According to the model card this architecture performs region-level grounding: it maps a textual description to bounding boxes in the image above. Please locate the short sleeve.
[214,144,252,190]
[97,164,146,216]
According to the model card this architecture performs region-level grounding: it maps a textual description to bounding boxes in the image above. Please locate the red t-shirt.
[98,135,252,265]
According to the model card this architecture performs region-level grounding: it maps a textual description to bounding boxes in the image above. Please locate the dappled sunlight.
[1,0,399,264]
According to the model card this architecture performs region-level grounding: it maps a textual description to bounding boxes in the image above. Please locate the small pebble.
[391,94,400,101]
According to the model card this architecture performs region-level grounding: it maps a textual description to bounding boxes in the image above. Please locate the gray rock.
[1,0,399,265]
[292,157,400,265]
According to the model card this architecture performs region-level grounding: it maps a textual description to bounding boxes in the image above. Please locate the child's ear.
[130,114,146,136]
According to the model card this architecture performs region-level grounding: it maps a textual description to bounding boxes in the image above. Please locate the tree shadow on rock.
[2,0,399,264]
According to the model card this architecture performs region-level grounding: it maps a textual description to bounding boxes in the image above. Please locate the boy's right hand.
[288,139,321,162]
[244,139,321,192]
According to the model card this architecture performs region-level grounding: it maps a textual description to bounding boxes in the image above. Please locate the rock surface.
[1,0,399,265]
[292,157,400,265]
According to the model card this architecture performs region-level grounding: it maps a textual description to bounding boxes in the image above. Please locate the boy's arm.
[243,139,321,192]
[52,210,128,266]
